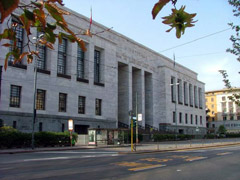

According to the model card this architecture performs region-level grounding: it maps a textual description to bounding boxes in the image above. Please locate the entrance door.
[107,130,114,145]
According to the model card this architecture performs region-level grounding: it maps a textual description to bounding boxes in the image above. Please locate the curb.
[118,142,240,155]
[0,145,131,154]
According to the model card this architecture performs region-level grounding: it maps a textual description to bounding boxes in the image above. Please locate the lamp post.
[31,34,44,150]
[68,119,74,147]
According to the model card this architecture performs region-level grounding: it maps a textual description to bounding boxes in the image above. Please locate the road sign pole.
[131,118,134,152]
[136,92,138,145]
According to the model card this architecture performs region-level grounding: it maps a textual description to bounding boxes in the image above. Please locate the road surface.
[0,145,240,179]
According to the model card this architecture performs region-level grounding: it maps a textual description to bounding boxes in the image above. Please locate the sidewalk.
[1,138,240,154]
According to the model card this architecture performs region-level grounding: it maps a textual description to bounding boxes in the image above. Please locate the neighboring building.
[0,0,206,135]
[205,88,240,133]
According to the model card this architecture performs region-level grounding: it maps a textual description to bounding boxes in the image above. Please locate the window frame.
[94,50,101,83]
[10,85,21,108]
[9,18,24,64]
[57,38,67,75]
[36,89,46,110]
[78,96,86,114]
[95,98,102,116]
[59,93,67,112]
[77,45,85,79]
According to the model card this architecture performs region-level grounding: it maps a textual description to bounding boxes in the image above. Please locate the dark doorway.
[179,129,184,134]
[75,125,89,134]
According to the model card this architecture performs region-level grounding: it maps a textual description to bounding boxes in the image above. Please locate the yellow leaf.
[84,29,92,37]
[46,43,54,49]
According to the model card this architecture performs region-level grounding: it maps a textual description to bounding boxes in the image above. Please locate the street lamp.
[68,119,74,147]
[31,34,44,150]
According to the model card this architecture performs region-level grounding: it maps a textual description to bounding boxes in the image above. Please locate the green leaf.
[24,8,35,21]
[44,2,66,26]
[47,23,57,30]
[162,6,197,38]
[152,0,170,19]
[45,27,56,44]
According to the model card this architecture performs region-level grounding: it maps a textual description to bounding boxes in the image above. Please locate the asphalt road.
[0,145,240,180]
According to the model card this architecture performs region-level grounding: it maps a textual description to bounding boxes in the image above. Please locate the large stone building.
[206,88,240,133]
[0,0,206,135]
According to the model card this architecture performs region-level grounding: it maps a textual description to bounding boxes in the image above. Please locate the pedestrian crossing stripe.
[217,152,232,156]
[140,158,172,163]
[185,157,207,162]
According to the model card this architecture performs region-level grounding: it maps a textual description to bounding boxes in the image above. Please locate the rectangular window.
[78,96,86,114]
[228,102,234,114]
[171,76,176,102]
[77,45,85,79]
[94,50,101,83]
[179,112,182,123]
[39,122,43,132]
[200,116,203,125]
[95,98,102,116]
[198,87,203,109]
[10,85,21,107]
[194,86,198,108]
[222,102,227,113]
[211,97,214,102]
[237,116,240,120]
[223,116,227,121]
[13,121,17,129]
[36,89,46,110]
[191,114,193,124]
[195,115,198,125]
[59,93,67,112]
[222,96,226,101]
[9,19,24,63]
[57,38,67,74]
[62,123,65,132]
[184,82,188,105]
[189,84,193,107]
[36,32,46,70]
[178,79,183,104]
[173,111,176,123]
[230,116,234,120]
[185,113,188,124]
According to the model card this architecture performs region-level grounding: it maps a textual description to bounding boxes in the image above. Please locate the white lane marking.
[0,167,14,170]
[177,169,182,172]
[24,157,71,161]
[23,154,119,162]
[35,151,118,154]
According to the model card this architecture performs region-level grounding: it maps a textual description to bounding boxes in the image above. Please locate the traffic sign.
[138,114,142,121]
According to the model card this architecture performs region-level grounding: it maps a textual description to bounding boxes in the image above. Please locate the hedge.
[226,133,240,138]
[0,126,78,148]
[153,134,193,142]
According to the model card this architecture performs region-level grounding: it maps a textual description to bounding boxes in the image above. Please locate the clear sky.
[64,0,240,91]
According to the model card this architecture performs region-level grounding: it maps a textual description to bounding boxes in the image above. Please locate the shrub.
[0,126,78,148]
[153,134,193,142]
[226,133,240,138]
[205,134,215,139]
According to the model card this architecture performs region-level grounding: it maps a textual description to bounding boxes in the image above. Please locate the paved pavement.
[1,138,240,154]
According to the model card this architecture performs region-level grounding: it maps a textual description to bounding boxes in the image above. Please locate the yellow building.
[205,88,240,133]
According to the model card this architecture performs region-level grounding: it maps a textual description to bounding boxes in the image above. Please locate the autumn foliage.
[0,0,197,71]
[0,0,87,70]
